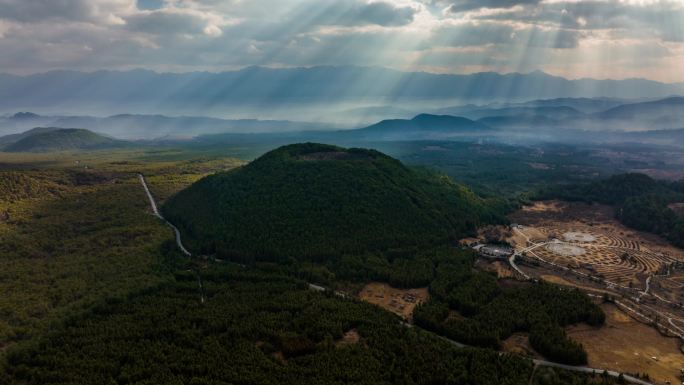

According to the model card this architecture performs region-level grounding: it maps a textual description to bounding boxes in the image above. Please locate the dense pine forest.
[2,259,624,385]
[163,143,509,263]
[413,249,604,366]
[0,146,628,384]
[3,262,540,385]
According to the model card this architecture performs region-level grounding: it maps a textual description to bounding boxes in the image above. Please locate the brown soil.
[359,282,429,321]
[502,333,543,359]
[567,304,684,385]
[477,259,515,279]
[539,275,615,295]
[272,351,287,364]
[669,203,684,218]
[446,309,467,322]
[336,329,361,347]
[511,200,684,286]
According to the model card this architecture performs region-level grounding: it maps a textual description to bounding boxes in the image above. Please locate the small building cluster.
[478,245,514,260]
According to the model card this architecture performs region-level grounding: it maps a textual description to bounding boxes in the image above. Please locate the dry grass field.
[502,333,543,359]
[358,282,429,320]
[567,304,684,385]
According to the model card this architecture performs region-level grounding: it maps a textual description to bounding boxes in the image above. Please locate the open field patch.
[567,304,684,385]
[510,201,684,288]
[546,241,586,257]
[359,282,428,320]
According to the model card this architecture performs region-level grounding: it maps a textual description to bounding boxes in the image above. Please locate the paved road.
[139,174,192,257]
[531,360,652,385]
[308,282,653,385]
[139,174,202,303]
[139,177,654,385]
[509,254,530,279]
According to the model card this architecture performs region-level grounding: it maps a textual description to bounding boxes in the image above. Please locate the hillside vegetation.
[3,128,126,152]
[413,249,603,366]
[163,143,507,264]
[0,147,616,384]
[2,264,539,385]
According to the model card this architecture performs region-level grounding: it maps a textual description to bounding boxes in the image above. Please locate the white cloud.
[0,0,683,82]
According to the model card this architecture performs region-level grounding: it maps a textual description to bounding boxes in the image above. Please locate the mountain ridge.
[3,128,127,152]
[2,66,683,111]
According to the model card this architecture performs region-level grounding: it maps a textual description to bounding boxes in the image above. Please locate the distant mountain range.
[342,114,491,141]
[0,113,327,140]
[0,128,127,152]
[2,96,682,147]
[1,67,684,112]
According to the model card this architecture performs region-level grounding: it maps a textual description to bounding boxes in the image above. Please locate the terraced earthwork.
[510,201,684,288]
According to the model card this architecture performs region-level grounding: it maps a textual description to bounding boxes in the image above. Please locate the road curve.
[531,360,652,385]
[139,174,192,257]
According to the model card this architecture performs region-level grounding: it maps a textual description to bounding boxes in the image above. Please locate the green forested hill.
[3,128,126,152]
[163,143,506,263]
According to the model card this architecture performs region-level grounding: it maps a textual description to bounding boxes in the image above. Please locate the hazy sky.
[1,0,683,82]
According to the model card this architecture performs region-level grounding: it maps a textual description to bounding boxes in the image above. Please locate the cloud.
[286,1,418,28]
[446,0,541,12]
[430,22,580,49]
[0,0,135,24]
[0,0,683,82]
[123,7,226,37]
[351,1,417,26]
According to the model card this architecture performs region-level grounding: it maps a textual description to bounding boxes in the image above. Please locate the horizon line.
[2,65,683,86]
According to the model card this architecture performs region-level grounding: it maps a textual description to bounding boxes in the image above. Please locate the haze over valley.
[2,1,684,384]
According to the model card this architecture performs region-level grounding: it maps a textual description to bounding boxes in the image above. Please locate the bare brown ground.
[669,203,684,218]
[502,333,543,359]
[477,260,515,279]
[358,282,429,321]
[506,201,684,383]
[446,309,467,322]
[567,304,684,385]
[539,275,614,295]
[336,329,361,347]
[256,341,287,364]
[510,201,684,281]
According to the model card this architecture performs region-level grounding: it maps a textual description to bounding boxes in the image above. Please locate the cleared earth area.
[358,282,429,320]
[567,303,684,385]
[507,201,684,384]
[509,201,684,287]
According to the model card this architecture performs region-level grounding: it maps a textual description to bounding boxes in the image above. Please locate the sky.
[0,0,683,82]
